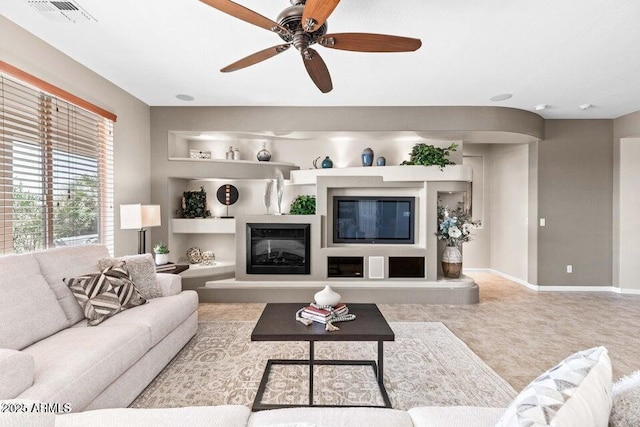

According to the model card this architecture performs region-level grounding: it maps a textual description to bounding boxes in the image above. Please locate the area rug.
[131,321,516,410]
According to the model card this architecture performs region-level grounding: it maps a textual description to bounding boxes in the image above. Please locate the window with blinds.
[0,73,114,255]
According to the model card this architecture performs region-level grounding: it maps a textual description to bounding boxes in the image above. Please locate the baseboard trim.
[463,268,636,294]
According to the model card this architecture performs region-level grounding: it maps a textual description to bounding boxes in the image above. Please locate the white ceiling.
[2,0,640,119]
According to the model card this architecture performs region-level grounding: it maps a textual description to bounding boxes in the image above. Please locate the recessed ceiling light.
[490,93,513,102]
[579,103,593,110]
[534,104,547,111]
[176,94,194,101]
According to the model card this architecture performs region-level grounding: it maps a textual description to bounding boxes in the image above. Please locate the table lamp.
[120,204,161,254]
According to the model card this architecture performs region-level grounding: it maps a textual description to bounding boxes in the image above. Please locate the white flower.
[462,223,473,234]
[448,226,462,239]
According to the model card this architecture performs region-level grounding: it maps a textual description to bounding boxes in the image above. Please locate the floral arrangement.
[435,202,481,247]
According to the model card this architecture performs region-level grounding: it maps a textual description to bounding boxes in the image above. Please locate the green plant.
[153,242,169,254]
[400,143,458,169]
[289,195,316,215]
[182,186,211,218]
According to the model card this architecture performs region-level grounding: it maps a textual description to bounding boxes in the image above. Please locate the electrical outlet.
[540,218,546,226]
[566,265,573,273]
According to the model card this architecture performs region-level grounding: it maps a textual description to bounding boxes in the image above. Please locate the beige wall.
[612,110,640,287]
[0,16,151,256]
[462,143,529,282]
[538,120,613,286]
[488,144,529,280]
[618,138,640,290]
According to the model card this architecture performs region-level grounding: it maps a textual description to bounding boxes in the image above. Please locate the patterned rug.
[131,321,516,410]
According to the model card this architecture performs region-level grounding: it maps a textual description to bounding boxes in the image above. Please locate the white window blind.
[0,73,114,255]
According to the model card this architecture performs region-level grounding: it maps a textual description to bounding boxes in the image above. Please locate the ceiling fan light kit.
[200,0,422,93]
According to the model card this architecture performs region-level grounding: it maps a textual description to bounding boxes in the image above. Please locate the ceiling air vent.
[28,0,96,23]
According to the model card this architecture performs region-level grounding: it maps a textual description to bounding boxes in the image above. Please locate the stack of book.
[300,303,349,324]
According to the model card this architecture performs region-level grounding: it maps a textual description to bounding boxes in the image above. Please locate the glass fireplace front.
[246,223,311,275]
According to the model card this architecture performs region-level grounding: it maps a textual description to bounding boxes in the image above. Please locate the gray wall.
[1,16,151,256]
[537,120,613,286]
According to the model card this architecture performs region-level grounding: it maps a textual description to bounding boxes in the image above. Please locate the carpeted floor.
[131,321,515,410]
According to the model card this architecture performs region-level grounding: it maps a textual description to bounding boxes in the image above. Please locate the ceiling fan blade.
[200,0,290,36]
[221,44,291,72]
[318,33,422,52]
[301,0,340,32]
[302,48,333,93]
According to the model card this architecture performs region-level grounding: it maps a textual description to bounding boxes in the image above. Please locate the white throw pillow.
[610,370,640,427]
[496,346,612,427]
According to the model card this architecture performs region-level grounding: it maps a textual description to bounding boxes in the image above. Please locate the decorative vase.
[256,143,271,162]
[314,285,341,307]
[376,156,386,166]
[441,246,462,278]
[361,148,374,167]
[321,156,333,168]
[155,253,169,266]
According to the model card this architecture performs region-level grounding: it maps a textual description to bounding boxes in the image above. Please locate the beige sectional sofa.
[0,245,199,412]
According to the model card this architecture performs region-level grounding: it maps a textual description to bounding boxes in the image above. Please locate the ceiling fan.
[200,0,422,93]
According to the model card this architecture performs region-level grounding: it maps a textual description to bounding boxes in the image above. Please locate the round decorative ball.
[201,251,216,265]
[314,285,341,307]
[186,247,202,264]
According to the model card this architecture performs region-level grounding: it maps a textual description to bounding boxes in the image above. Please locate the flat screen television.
[333,196,415,244]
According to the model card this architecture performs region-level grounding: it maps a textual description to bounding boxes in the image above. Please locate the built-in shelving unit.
[168,157,296,168]
[172,218,235,234]
[181,261,236,279]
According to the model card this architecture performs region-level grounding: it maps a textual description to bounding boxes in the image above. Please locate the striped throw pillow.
[64,264,146,326]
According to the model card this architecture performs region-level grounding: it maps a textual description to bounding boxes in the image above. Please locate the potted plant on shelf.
[153,242,170,266]
[289,195,316,215]
[435,203,481,278]
[400,143,458,170]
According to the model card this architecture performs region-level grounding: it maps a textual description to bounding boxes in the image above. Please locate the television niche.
[333,196,415,244]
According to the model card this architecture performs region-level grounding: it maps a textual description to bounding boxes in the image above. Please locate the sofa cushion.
[33,245,110,326]
[156,273,182,297]
[247,407,414,427]
[18,323,150,411]
[55,405,250,427]
[0,253,68,350]
[0,350,34,399]
[99,291,198,347]
[98,254,161,299]
[496,346,612,427]
[408,406,505,427]
[64,265,147,326]
[610,370,640,427]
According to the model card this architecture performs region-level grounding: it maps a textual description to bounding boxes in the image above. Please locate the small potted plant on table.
[153,242,170,266]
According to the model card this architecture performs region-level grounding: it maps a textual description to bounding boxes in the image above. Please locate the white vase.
[314,285,341,307]
[441,246,462,278]
[155,253,169,266]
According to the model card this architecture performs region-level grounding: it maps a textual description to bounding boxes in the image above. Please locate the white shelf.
[172,218,235,234]
[168,157,296,167]
[181,261,235,279]
[290,165,473,185]
[205,276,475,289]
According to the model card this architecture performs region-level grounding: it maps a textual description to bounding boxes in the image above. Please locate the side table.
[155,262,189,275]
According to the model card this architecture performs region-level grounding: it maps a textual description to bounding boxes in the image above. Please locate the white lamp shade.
[120,204,161,229]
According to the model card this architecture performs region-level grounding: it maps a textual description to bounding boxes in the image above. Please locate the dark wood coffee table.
[251,303,395,411]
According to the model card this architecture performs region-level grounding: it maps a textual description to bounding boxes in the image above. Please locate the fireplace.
[246,223,311,275]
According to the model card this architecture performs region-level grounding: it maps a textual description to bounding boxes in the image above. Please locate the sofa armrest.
[408,406,506,427]
[155,273,182,297]
[0,349,34,399]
